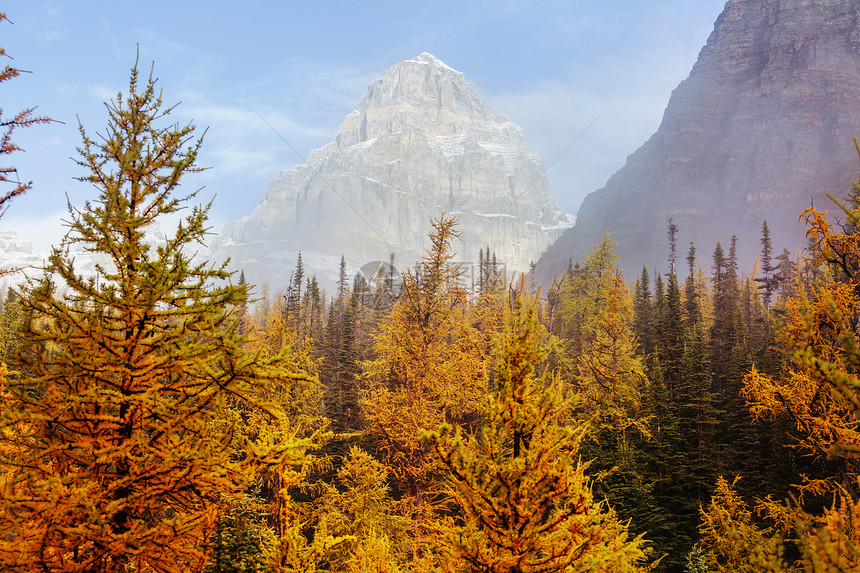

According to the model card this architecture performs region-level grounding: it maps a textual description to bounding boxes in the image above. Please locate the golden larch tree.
[0,62,321,572]
[734,150,860,571]
[422,289,650,573]
[361,215,494,559]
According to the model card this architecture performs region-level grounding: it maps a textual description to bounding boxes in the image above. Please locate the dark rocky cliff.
[537,0,860,283]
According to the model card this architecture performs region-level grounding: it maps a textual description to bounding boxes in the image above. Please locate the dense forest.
[4,46,860,573]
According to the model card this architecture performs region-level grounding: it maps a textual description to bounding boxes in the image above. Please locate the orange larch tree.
[0,62,322,572]
[361,215,494,560]
[422,289,650,573]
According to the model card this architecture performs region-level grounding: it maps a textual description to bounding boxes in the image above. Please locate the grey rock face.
[213,53,572,289]
[537,0,860,284]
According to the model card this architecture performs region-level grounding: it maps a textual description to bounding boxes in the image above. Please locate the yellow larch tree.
[0,62,324,572]
[742,278,860,498]
[422,288,650,573]
[571,270,648,430]
[699,475,860,572]
[316,445,408,572]
[697,477,785,573]
[732,149,860,571]
[552,236,648,431]
[361,215,494,558]
[742,156,860,498]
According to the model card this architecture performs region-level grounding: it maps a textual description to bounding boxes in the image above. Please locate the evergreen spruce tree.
[236,270,250,335]
[773,248,800,306]
[756,221,777,310]
[478,247,485,295]
[633,265,656,360]
[676,324,721,528]
[667,218,679,272]
[684,242,701,328]
[302,275,323,341]
[637,362,691,571]
[335,291,360,431]
[0,63,322,572]
[710,240,741,401]
[654,272,666,350]
[659,270,685,400]
[321,256,352,436]
[284,253,304,329]
[491,252,501,292]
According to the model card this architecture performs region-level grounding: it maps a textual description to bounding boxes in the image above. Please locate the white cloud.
[37,136,62,146]
[181,104,332,149]
[158,58,380,219]
[19,4,65,45]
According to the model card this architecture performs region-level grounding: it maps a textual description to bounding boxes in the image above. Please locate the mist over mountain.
[536,0,860,283]
[212,53,572,289]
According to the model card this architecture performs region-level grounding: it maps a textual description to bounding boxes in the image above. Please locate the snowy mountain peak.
[408,52,459,73]
[340,53,520,151]
[214,54,572,290]
[349,53,499,128]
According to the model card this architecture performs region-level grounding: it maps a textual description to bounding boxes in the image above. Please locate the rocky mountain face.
[213,53,572,290]
[537,0,860,284]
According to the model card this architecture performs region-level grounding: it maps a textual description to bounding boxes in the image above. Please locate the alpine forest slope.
[536,0,860,284]
[214,53,573,289]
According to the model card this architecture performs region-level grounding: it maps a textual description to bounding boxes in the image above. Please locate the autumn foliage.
[0,63,322,572]
[8,36,860,573]
[360,216,495,533]
[423,289,649,573]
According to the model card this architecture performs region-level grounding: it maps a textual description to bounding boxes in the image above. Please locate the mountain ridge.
[536,0,860,284]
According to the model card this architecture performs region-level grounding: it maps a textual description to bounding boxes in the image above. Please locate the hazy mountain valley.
[3,1,860,572]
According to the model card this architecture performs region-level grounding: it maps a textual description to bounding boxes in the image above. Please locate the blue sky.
[3,0,726,251]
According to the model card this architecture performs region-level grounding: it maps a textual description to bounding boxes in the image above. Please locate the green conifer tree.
[638,361,691,571]
[654,272,666,350]
[684,242,701,328]
[677,325,721,510]
[756,221,778,310]
[710,239,741,401]
[633,265,656,360]
[660,270,685,400]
